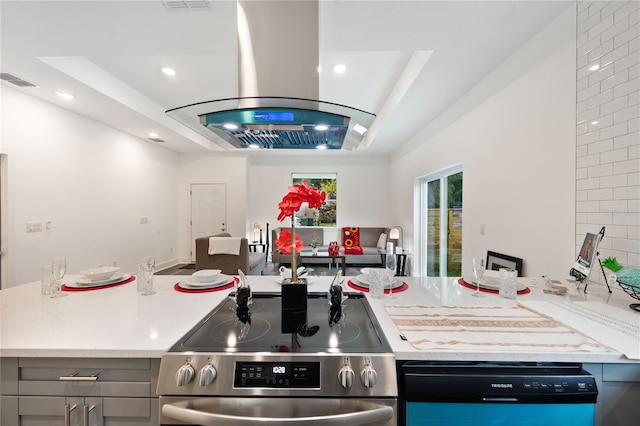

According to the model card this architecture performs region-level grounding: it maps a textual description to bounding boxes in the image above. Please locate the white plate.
[178,275,233,290]
[68,274,131,288]
[183,274,232,288]
[354,274,403,290]
[464,276,527,292]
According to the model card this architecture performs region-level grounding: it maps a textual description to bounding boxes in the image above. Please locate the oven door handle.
[162,403,393,426]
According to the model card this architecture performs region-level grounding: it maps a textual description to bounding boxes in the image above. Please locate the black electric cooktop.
[169,292,390,354]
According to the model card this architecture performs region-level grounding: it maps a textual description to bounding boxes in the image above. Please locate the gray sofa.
[271,227,389,266]
[196,232,267,275]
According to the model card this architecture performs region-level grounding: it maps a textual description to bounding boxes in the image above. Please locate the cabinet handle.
[59,373,99,381]
[83,404,96,426]
[64,404,77,426]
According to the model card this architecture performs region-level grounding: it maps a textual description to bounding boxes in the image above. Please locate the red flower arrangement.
[276,181,326,282]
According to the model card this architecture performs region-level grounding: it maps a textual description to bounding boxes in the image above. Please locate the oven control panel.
[234,362,320,389]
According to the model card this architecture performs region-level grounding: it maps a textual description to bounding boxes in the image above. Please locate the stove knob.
[338,365,355,389]
[360,364,378,388]
[175,363,195,387]
[198,364,217,387]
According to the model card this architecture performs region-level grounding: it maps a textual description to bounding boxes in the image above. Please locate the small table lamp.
[253,223,262,243]
[389,226,403,252]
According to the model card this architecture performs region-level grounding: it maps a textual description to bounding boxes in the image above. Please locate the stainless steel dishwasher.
[397,361,598,426]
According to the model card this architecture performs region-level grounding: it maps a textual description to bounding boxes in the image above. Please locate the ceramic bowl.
[80,266,120,281]
[192,269,222,283]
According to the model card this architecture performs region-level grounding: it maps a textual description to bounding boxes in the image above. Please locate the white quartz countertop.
[1,273,638,362]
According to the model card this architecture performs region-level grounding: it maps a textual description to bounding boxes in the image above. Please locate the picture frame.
[486,251,524,277]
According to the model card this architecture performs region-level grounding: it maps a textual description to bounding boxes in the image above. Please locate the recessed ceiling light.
[224,123,238,130]
[589,64,600,71]
[248,144,260,149]
[315,124,328,131]
[591,121,599,125]
[55,91,74,100]
[162,67,176,76]
[333,64,346,74]
[148,132,159,139]
[316,144,328,150]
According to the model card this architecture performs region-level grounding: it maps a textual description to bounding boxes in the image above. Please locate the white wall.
[390,7,577,278]
[176,154,248,261]
[1,86,181,287]
[247,154,392,244]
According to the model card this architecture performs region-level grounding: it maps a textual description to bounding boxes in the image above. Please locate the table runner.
[385,304,612,353]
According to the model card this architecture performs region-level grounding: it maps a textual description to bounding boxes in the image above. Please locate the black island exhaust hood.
[165,0,375,151]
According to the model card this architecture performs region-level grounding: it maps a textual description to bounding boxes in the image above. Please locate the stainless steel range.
[157,290,397,425]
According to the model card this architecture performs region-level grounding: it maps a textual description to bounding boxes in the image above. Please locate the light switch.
[26,221,43,233]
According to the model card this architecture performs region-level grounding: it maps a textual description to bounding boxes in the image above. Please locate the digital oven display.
[234,362,320,389]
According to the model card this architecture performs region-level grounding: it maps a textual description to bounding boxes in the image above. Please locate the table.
[379,250,408,276]
[299,251,346,276]
[248,243,267,252]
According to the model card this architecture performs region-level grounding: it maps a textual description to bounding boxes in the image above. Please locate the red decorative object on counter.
[328,241,340,256]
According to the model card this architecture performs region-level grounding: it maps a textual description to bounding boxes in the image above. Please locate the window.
[419,165,463,277]
[291,173,337,227]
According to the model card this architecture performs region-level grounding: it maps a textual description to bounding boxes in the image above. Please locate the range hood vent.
[165,0,375,151]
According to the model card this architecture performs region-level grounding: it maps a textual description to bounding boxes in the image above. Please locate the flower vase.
[281,281,308,333]
[312,247,318,255]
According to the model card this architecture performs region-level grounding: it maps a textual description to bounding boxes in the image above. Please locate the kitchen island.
[1,274,638,424]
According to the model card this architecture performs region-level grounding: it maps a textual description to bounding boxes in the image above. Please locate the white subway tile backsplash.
[602,0,627,20]
[587,88,613,108]
[589,163,615,177]
[614,185,640,200]
[601,96,629,115]
[614,158,640,174]
[613,77,640,97]
[615,1,640,22]
[614,131,639,149]
[577,0,639,281]
[601,69,629,92]
[602,17,630,43]
[590,39,615,62]
[600,122,629,139]
[577,200,601,212]
[577,176,600,190]
[600,174,628,188]
[578,82,601,102]
[578,107,602,124]
[589,13,615,39]
[615,22,640,48]
[588,138,615,154]
[614,105,640,123]
[587,115,613,131]
[602,43,630,67]
[601,147,629,163]
[578,130,601,145]
[578,154,601,168]
[616,53,640,74]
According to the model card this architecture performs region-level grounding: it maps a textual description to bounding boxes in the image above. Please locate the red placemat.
[347,280,409,294]
[61,275,135,292]
[457,278,530,295]
[174,276,237,293]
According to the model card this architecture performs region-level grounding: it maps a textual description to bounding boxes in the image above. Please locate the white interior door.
[190,183,227,262]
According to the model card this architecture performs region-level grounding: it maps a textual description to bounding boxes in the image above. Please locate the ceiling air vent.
[162,1,210,10]
[0,73,37,88]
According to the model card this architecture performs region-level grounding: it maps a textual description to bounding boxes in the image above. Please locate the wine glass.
[472,257,485,298]
[50,257,68,298]
[385,253,397,299]
[143,256,155,269]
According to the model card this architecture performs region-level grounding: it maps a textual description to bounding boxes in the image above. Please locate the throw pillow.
[342,227,364,255]
[376,233,387,249]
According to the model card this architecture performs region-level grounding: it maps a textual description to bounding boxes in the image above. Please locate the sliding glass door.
[420,166,463,277]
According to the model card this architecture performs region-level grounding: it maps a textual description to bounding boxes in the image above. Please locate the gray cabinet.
[1,357,159,426]
[584,363,640,426]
